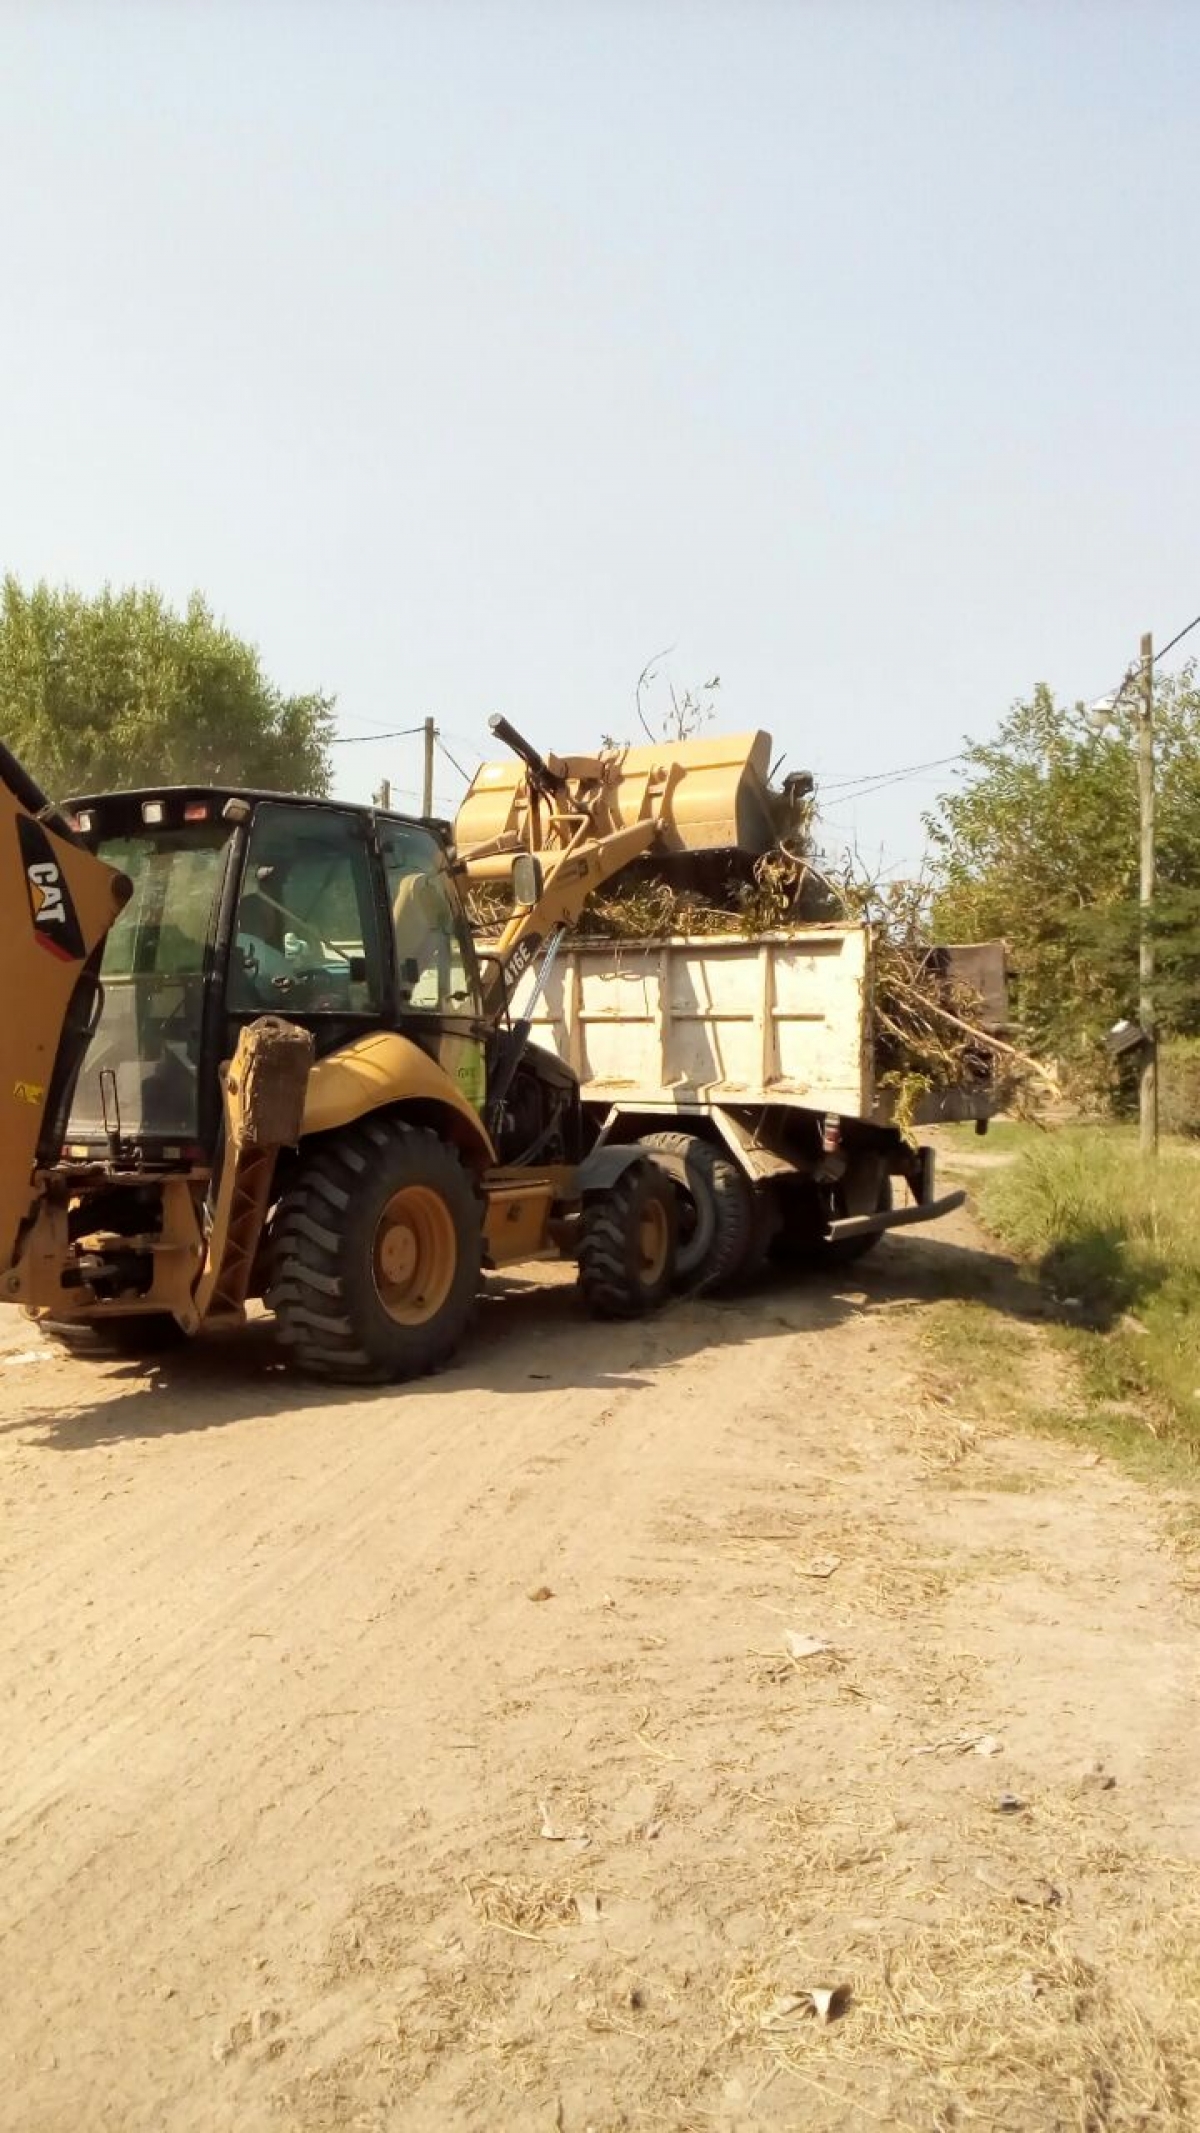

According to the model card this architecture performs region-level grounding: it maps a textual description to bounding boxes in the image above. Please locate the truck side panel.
[514,929,873,1118]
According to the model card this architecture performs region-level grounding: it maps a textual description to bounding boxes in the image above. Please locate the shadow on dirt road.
[1,1217,1053,1454]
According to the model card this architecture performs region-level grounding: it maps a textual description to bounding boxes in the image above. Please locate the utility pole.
[422,717,436,817]
[373,777,391,810]
[1138,631,1157,1155]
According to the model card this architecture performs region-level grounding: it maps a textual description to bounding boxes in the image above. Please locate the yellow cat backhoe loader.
[0,721,769,1383]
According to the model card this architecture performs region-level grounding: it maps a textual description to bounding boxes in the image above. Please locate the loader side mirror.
[511,854,544,909]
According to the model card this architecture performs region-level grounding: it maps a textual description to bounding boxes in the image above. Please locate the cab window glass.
[99,830,230,979]
[381,825,475,1014]
[67,825,231,1144]
[230,805,383,1015]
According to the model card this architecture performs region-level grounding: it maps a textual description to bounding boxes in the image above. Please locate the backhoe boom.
[0,744,132,1279]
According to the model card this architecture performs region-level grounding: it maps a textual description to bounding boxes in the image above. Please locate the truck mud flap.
[576,1143,650,1194]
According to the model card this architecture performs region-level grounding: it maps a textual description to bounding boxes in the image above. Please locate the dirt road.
[3,1199,1200,2131]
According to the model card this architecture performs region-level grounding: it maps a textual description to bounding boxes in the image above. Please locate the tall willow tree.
[0,577,333,798]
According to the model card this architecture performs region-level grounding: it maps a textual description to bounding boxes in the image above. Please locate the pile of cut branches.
[466,843,1051,1116]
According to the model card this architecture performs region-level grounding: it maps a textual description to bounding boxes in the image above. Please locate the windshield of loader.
[67,825,233,1147]
[228,804,384,1015]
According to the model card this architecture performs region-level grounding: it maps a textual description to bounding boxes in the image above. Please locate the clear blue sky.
[2,0,1197,869]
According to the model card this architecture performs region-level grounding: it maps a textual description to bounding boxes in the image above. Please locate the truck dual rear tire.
[577,1160,678,1319]
[637,1130,757,1292]
[268,1119,482,1384]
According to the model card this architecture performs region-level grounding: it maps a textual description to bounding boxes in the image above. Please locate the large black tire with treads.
[267,1119,482,1384]
[34,1312,187,1360]
[638,1130,755,1292]
[577,1160,678,1320]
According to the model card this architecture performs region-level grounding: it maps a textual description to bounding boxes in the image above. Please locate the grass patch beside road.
[974,1128,1200,1463]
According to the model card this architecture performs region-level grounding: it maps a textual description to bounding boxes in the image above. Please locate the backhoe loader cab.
[62,787,483,1160]
[0,755,678,1383]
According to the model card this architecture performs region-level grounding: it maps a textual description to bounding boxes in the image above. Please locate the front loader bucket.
[457,727,802,880]
[0,744,131,1280]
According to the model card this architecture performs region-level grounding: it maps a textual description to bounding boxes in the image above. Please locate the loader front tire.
[268,1120,482,1384]
[638,1130,755,1292]
[577,1160,678,1320]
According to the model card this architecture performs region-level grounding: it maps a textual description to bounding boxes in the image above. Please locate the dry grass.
[721,1778,1200,2129]
[281,1286,1200,2133]
[982,1129,1200,1463]
[299,1725,1200,2130]
[467,1875,583,1941]
[727,1902,1191,2126]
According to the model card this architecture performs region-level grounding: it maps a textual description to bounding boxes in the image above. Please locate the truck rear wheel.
[825,1170,892,1264]
[267,1119,482,1383]
[770,1160,893,1270]
[638,1130,754,1292]
[577,1160,678,1320]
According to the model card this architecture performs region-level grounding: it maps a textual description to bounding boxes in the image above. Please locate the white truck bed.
[516,927,878,1120]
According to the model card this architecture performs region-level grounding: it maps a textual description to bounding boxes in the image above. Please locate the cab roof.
[66,785,451,841]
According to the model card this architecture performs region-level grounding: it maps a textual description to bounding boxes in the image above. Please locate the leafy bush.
[1159,1037,1200,1139]
[927,668,1200,1103]
[982,1130,1200,1441]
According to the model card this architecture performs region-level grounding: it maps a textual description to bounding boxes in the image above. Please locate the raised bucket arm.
[456,718,800,1017]
[456,722,790,880]
[0,742,132,1277]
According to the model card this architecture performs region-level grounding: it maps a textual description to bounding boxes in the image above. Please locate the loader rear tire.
[577,1161,678,1320]
[267,1119,482,1384]
[638,1130,754,1292]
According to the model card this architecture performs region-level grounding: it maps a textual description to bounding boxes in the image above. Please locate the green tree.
[0,577,333,798]
[927,669,1200,1087]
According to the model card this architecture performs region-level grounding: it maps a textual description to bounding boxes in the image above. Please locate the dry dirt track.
[3,1199,1200,2132]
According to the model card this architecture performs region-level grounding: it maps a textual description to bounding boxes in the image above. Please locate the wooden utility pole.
[422,718,436,817]
[1138,631,1157,1155]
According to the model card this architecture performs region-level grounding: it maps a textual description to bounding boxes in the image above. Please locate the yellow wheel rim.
[372,1185,458,1326]
[638,1197,670,1286]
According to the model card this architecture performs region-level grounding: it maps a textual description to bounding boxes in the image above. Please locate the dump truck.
[0,718,796,1381]
[498,926,1007,1288]
[457,726,1007,1292]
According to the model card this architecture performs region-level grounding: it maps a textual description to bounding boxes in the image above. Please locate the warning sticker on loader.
[17,817,85,963]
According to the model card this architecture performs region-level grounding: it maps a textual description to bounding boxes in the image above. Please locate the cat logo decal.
[17,817,85,963]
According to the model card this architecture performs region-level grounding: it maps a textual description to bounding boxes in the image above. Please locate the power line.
[1090,603,1200,709]
[818,752,965,792]
[438,726,487,757]
[436,736,474,783]
[329,724,426,746]
[819,757,967,806]
[822,606,1200,800]
[1154,610,1200,668]
[333,711,421,732]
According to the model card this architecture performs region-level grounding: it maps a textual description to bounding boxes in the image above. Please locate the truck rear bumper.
[827,1145,965,1242]
[827,1186,966,1244]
